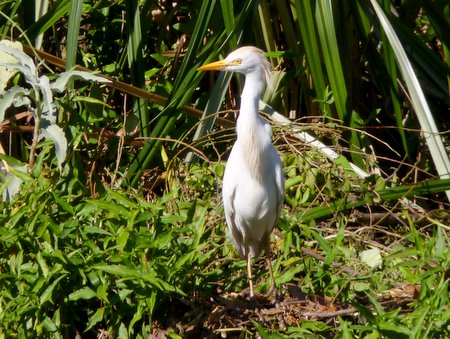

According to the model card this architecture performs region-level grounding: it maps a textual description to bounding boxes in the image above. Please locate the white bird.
[198,46,285,297]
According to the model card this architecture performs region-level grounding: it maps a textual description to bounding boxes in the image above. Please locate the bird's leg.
[265,243,277,297]
[246,252,254,297]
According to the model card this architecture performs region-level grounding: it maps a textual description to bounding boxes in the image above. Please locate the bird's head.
[198,46,272,88]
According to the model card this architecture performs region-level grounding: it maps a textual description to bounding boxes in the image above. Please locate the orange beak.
[197,59,230,71]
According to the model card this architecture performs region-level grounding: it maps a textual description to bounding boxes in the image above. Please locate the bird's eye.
[233,58,242,65]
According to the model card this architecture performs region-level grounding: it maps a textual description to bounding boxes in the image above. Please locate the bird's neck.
[241,71,265,113]
[235,71,269,181]
[238,71,265,121]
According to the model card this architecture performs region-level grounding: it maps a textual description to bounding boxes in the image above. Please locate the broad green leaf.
[51,192,75,215]
[118,322,129,339]
[42,316,58,333]
[68,286,97,301]
[410,305,430,338]
[83,225,112,236]
[36,252,49,278]
[116,228,130,250]
[40,275,67,305]
[276,261,303,285]
[311,229,331,254]
[72,95,111,107]
[378,323,411,336]
[94,265,140,278]
[252,320,284,339]
[86,199,130,218]
[105,188,139,209]
[86,307,104,330]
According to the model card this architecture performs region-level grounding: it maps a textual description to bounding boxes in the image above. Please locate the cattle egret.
[198,46,285,297]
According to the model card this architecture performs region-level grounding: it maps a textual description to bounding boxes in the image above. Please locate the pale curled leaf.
[50,70,111,93]
[38,75,56,125]
[0,40,36,82]
[1,164,28,202]
[0,40,22,63]
[39,124,68,169]
[0,86,31,121]
[0,40,23,93]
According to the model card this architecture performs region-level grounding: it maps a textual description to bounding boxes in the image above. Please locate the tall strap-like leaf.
[126,0,220,186]
[294,0,329,116]
[185,0,257,163]
[370,0,450,201]
[66,0,83,71]
[24,0,72,42]
[126,0,149,137]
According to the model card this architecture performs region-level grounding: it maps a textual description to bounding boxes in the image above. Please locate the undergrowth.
[1,153,449,338]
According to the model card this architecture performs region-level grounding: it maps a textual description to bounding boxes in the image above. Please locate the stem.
[29,106,40,170]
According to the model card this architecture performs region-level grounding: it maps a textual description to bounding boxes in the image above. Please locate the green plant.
[0,170,223,337]
[0,40,109,200]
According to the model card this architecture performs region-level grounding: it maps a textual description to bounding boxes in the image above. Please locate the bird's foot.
[238,287,252,298]
[264,284,277,298]
[239,287,268,303]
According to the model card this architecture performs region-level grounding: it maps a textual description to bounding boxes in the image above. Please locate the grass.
[1,141,449,337]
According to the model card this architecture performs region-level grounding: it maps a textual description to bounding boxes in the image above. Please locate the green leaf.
[86,307,104,330]
[66,0,83,71]
[51,192,75,215]
[68,286,97,301]
[42,316,58,333]
[294,0,328,115]
[311,229,332,255]
[252,320,284,338]
[105,188,139,209]
[94,265,139,278]
[72,95,111,107]
[40,275,67,305]
[86,199,130,218]
[83,225,112,236]
[36,252,50,278]
[24,0,72,41]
